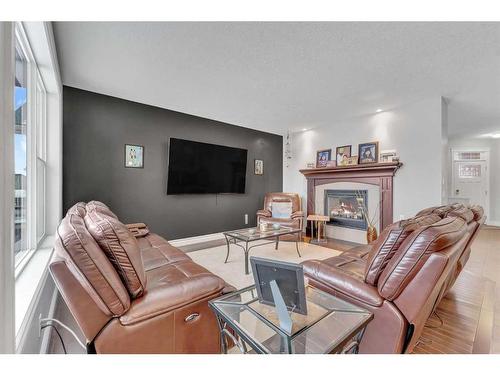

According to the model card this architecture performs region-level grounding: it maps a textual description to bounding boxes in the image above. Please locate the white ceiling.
[53,22,500,137]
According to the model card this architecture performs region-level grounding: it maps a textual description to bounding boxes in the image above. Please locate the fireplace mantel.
[300,162,403,234]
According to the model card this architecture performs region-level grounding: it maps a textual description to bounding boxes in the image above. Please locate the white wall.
[448,136,500,225]
[283,97,446,228]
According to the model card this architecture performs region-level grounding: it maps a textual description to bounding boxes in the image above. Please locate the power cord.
[41,323,67,354]
[40,318,86,353]
[424,311,444,329]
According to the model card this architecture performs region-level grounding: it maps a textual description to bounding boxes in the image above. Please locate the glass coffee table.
[209,284,373,354]
[223,226,302,274]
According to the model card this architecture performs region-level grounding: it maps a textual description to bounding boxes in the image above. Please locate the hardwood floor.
[326,226,500,354]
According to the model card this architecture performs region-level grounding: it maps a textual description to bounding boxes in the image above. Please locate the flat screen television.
[167,138,248,195]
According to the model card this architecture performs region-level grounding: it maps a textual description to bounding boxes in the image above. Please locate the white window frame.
[13,22,48,276]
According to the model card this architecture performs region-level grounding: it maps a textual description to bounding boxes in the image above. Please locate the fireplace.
[324,190,368,230]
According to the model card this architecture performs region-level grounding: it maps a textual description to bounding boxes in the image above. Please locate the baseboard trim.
[169,229,244,248]
[486,220,500,227]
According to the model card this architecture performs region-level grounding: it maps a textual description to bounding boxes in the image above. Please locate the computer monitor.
[250,256,308,315]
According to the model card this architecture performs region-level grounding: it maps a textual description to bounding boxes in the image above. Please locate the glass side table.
[209,284,373,354]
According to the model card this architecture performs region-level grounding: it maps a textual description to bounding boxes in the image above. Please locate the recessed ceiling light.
[376,109,383,113]
[302,128,307,131]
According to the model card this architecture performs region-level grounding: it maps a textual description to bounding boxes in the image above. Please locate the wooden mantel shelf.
[300,161,403,176]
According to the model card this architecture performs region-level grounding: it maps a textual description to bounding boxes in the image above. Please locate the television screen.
[167,138,248,195]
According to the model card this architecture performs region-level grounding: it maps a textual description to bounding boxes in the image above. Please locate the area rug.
[188,241,342,289]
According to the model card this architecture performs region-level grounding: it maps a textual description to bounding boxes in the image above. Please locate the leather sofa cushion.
[120,261,226,325]
[85,205,147,298]
[363,214,441,286]
[55,213,131,316]
[446,206,474,223]
[377,217,467,301]
[343,244,372,258]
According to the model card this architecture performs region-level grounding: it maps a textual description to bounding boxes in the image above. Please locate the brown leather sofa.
[257,193,304,239]
[50,201,233,354]
[302,203,485,354]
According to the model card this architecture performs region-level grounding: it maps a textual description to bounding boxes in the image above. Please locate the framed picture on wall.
[358,142,379,164]
[254,159,264,175]
[125,144,144,168]
[316,149,332,168]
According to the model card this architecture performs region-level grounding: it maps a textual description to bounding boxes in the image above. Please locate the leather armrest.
[291,211,304,219]
[120,267,225,325]
[302,260,383,307]
[256,209,272,217]
[126,222,148,229]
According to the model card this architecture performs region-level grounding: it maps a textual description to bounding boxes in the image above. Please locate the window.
[13,23,48,269]
[14,39,29,264]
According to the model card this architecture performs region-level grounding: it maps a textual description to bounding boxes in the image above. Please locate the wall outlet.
[244,214,248,225]
[399,215,405,220]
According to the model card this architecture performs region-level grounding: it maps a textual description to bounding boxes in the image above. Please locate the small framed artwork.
[345,155,359,165]
[380,149,398,163]
[254,159,264,175]
[336,145,352,166]
[358,142,379,164]
[316,149,332,168]
[125,144,144,168]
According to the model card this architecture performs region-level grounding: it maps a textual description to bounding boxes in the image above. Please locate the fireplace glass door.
[324,190,368,230]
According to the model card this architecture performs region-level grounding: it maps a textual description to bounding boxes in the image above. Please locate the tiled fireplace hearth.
[325,189,368,230]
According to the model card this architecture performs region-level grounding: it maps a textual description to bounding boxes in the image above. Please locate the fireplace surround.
[300,162,402,237]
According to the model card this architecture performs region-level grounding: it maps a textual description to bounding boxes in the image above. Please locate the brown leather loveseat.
[50,201,232,353]
[302,204,485,354]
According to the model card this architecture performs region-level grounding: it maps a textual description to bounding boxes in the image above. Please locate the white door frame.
[450,148,491,224]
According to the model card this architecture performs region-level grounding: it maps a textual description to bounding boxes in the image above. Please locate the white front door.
[451,150,490,221]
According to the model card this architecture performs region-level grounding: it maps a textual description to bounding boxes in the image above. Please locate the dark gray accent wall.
[63,87,283,240]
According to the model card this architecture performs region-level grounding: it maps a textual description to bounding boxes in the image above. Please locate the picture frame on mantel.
[316,149,332,168]
[358,142,379,164]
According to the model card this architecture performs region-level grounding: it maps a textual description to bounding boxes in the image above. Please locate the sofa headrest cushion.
[446,206,474,223]
[54,213,130,316]
[364,213,441,286]
[377,217,467,301]
[85,205,146,298]
[86,200,119,220]
[66,202,87,217]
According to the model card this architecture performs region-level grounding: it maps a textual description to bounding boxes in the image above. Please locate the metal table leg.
[244,241,250,275]
[224,235,231,263]
[275,235,279,250]
[296,232,302,257]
